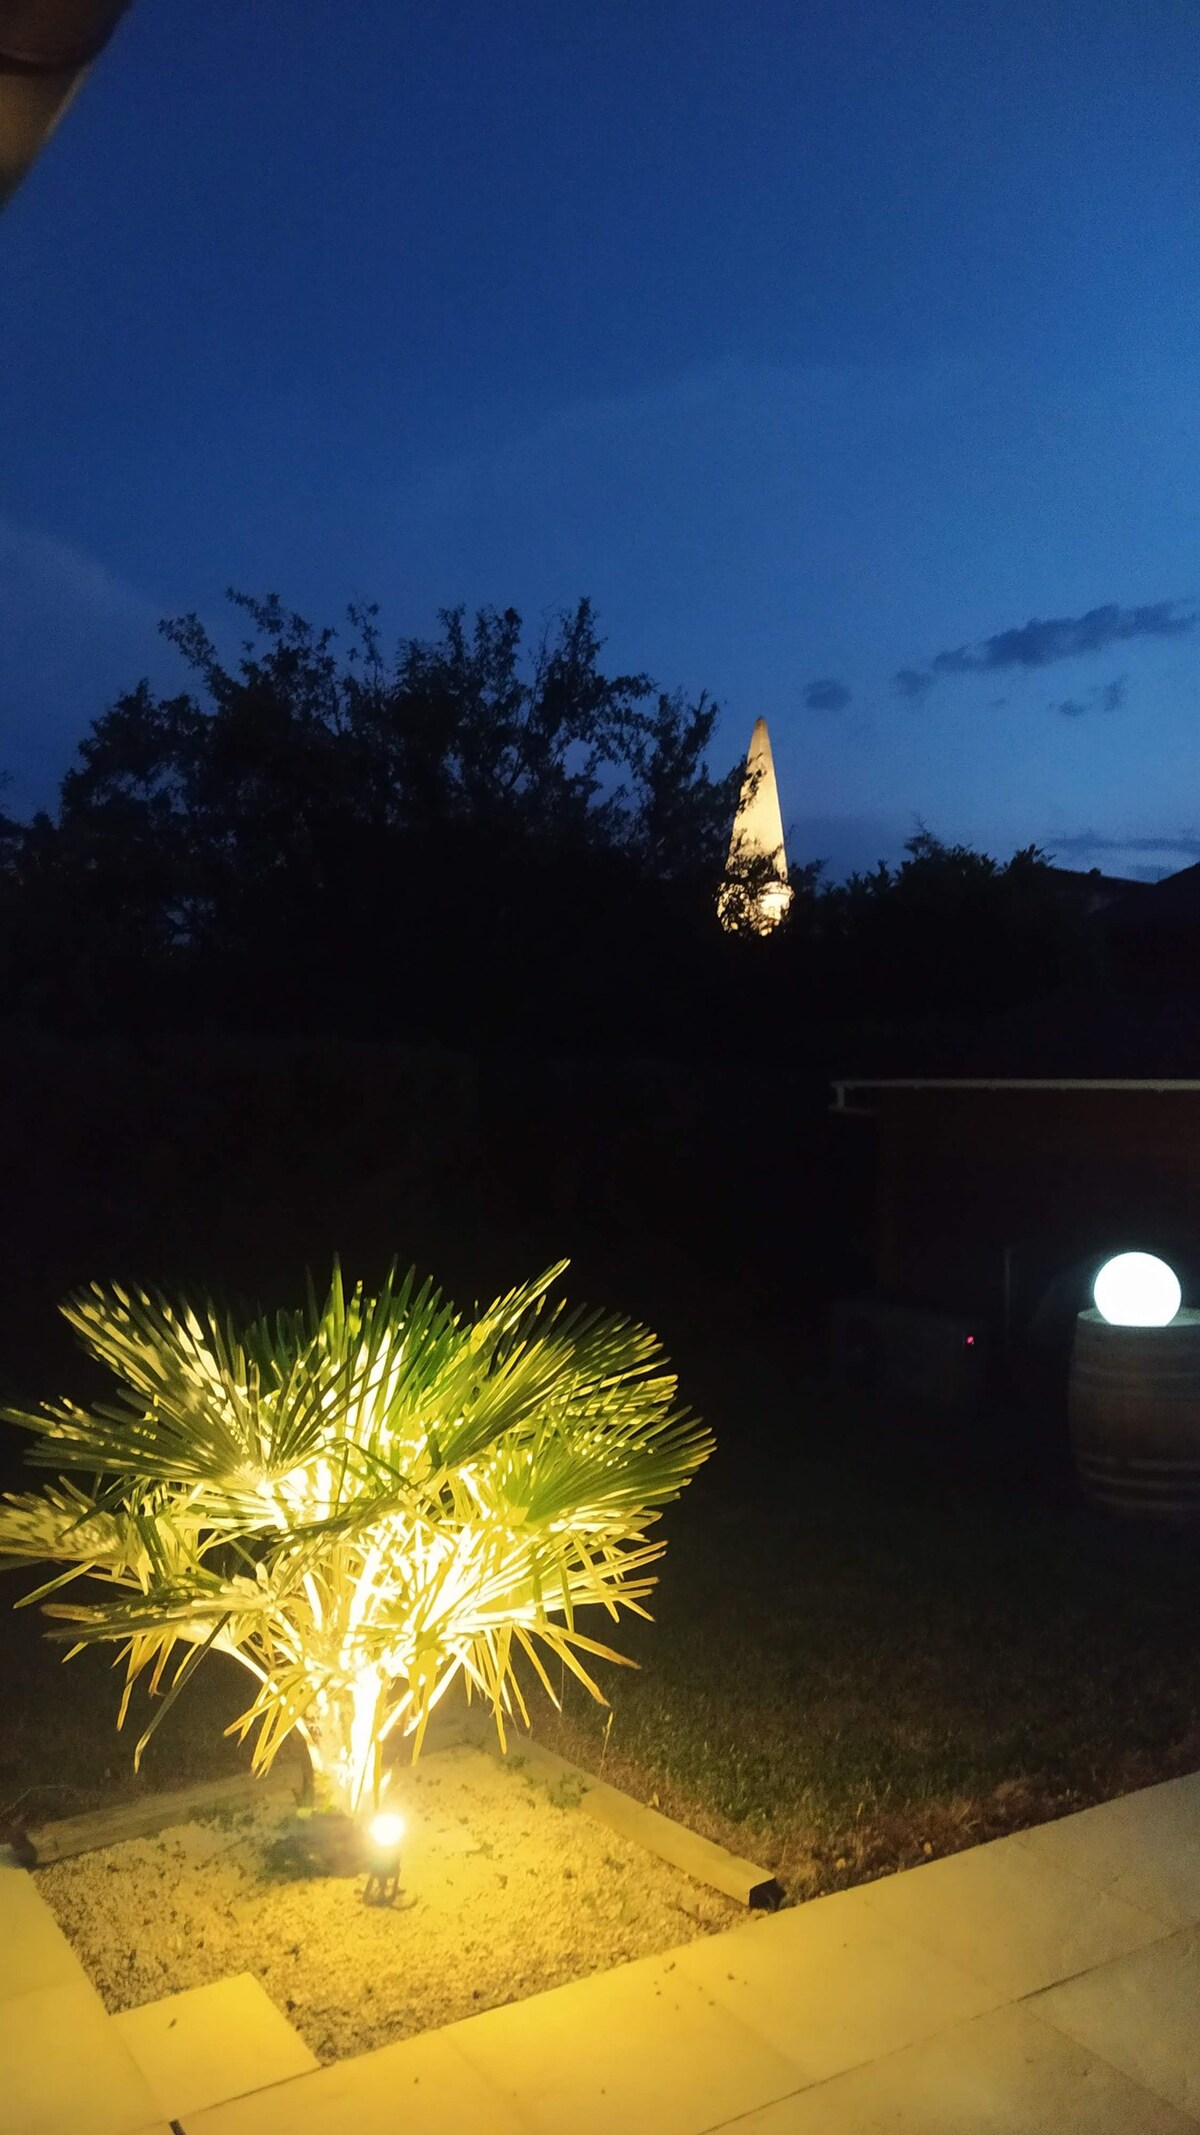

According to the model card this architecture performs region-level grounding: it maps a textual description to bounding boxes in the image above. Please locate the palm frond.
[1,1259,711,1810]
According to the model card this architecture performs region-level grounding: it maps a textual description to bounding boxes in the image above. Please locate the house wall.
[864,1087,1200,1336]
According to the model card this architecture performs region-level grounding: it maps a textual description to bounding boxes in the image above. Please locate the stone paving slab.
[0,1976,170,2135]
[7,1767,1200,2134]
[1011,1772,1200,1928]
[1031,1924,1200,2123]
[0,1857,86,2001]
[854,1824,1172,1999]
[186,2025,530,2133]
[441,1944,808,2135]
[671,1883,1004,2086]
[114,1973,318,2122]
[719,2001,1200,2133]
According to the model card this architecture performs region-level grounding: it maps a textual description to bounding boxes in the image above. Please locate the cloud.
[0,517,158,634]
[1045,827,1200,882]
[1050,828,1200,860]
[1053,674,1127,718]
[930,645,973,675]
[896,604,1194,699]
[804,677,852,711]
[0,516,174,813]
[926,599,1195,680]
[894,666,935,702]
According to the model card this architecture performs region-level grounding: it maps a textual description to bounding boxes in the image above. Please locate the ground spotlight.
[363,1810,405,1904]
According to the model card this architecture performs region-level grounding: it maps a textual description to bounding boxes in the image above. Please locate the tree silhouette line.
[0,591,1103,1056]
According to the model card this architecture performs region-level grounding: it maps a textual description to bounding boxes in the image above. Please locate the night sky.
[3,0,1199,881]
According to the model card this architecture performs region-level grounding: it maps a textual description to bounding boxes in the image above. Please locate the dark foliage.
[0,592,754,1053]
[0,593,1106,1059]
[788,826,1108,1028]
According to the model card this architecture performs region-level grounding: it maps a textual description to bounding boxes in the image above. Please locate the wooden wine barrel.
[1069,1307,1200,1520]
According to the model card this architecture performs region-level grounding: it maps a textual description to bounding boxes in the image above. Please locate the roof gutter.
[0,1,132,208]
[832,1076,1200,1113]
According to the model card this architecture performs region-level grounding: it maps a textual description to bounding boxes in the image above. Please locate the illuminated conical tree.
[717,717,793,933]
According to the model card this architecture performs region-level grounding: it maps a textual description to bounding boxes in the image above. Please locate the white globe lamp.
[1092,1251,1181,1328]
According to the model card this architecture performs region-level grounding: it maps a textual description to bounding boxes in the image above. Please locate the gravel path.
[35,1745,738,2062]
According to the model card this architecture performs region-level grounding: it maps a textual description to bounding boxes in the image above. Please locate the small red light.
[964,1334,975,1346]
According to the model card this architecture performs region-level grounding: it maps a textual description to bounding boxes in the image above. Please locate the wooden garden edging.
[25,1715,785,1908]
[24,1715,482,1866]
[488,1726,785,1910]
[25,1771,300,1865]
[26,1767,313,1870]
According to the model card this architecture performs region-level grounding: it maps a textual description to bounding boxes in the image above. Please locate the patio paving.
[113,1973,319,2123]
[0,1860,169,2135]
[1010,1768,1200,1927]
[850,1816,1169,2000]
[5,1768,1200,2132]
[728,2000,1200,2133]
[1031,1925,1200,2122]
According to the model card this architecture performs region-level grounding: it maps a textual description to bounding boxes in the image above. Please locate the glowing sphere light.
[1093,1252,1181,1328]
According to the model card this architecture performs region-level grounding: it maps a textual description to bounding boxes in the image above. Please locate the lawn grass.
[524,1340,1200,1897]
[3,1326,1199,1899]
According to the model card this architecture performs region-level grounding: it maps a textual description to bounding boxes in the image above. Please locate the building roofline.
[832,1077,1200,1100]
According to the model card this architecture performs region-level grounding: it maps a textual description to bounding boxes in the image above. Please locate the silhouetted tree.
[4,593,745,1048]
[60,591,739,892]
[0,607,1108,1057]
[806,826,1105,1023]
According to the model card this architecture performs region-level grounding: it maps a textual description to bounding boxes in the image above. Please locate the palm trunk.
[305,1670,383,1816]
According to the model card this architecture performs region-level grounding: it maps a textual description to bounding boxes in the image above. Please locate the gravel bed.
[35,1745,739,2062]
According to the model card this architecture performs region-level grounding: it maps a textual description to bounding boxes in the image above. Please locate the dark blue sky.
[3,0,1199,879]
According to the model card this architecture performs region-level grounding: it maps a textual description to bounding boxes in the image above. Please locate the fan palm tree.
[0,1262,712,1817]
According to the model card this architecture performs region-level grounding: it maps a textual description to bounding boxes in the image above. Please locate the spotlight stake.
[363,1809,405,1905]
